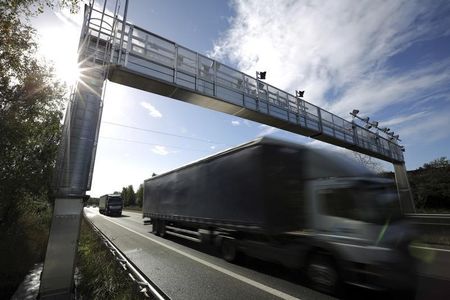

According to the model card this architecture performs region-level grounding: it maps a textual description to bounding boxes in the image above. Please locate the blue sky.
[33,0,450,197]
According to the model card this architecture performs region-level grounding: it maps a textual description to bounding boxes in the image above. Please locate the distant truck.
[99,194,123,216]
[143,137,416,295]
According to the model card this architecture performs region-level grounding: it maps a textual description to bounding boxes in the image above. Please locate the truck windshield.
[109,197,122,205]
[318,183,402,224]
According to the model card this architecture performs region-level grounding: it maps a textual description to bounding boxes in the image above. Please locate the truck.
[99,194,123,216]
[143,137,416,295]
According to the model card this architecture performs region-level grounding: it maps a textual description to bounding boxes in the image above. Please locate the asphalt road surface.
[84,207,450,299]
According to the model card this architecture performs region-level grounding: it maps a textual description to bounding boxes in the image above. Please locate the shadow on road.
[147,230,449,300]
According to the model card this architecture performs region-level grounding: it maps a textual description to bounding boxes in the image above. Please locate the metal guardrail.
[405,213,450,226]
[405,214,450,244]
[406,214,450,226]
[83,214,168,300]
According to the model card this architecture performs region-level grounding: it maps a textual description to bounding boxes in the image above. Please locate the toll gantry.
[39,2,414,298]
[55,4,409,196]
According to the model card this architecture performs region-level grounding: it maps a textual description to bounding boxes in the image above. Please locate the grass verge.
[415,228,450,247]
[77,218,147,300]
[123,205,143,212]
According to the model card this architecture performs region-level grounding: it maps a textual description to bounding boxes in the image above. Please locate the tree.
[0,1,79,297]
[1,1,79,16]
[0,4,66,225]
[128,185,136,206]
[409,157,450,212]
[136,184,144,208]
[352,152,385,174]
[121,187,129,206]
[121,185,136,207]
[422,157,449,169]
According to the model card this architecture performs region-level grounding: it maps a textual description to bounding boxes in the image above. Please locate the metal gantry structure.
[39,1,415,298]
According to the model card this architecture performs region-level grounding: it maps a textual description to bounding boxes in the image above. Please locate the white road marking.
[411,245,450,253]
[100,216,301,300]
[123,248,144,255]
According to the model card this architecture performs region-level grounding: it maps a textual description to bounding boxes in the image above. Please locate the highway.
[84,207,450,299]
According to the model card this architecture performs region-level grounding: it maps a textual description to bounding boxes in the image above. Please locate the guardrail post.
[118,0,130,64]
[124,25,134,66]
[174,45,179,84]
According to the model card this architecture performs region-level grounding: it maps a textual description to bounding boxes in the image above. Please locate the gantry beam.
[102,20,404,163]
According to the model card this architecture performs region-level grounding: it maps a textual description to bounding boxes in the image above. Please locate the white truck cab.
[305,178,416,293]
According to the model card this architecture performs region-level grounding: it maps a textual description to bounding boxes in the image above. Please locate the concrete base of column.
[39,198,84,299]
[393,162,416,213]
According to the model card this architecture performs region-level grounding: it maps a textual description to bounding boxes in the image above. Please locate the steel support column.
[39,77,104,298]
[393,162,416,213]
[39,198,84,299]
[39,2,110,296]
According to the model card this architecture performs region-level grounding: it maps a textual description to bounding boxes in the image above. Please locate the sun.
[57,58,82,85]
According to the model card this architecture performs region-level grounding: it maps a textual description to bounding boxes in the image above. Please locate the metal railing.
[83,5,404,163]
[84,214,168,300]
[406,213,450,244]
[406,213,450,226]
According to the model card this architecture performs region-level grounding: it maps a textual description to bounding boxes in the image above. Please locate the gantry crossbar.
[83,8,405,164]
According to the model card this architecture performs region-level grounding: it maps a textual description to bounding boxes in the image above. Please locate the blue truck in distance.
[99,194,123,216]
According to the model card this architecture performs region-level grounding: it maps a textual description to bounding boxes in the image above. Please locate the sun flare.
[37,12,82,86]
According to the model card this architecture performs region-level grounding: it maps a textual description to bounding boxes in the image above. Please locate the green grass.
[77,219,148,300]
[412,208,450,246]
[415,227,450,247]
[415,208,450,214]
[123,205,142,212]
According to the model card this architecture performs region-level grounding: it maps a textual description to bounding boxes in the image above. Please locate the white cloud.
[329,61,450,116]
[381,111,429,128]
[141,101,162,118]
[307,139,346,153]
[210,145,217,150]
[257,124,279,136]
[54,12,82,29]
[243,120,252,127]
[231,120,240,126]
[398,110,450,144]
[211,0,450,140]
[151,145,169,155]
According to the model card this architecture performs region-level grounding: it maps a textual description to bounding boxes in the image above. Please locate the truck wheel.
[151,219,158,234]
[221,238,238,262]
[157,220,166,238]
[306,255,340,295]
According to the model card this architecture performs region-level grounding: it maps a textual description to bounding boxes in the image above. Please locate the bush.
[0,195,52,299]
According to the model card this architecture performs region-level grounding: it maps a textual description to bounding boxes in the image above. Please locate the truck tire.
[153,219,166,237]
[151,219,158,234]
[221,238,238,262]
[157,220,166,238]
[306,255,340,295]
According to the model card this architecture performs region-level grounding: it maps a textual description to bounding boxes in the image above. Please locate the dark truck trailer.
[99,194,123,216]
[143,137,367,232]
[143,137,417,295]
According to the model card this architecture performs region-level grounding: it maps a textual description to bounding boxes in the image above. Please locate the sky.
[32,0,450,197]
